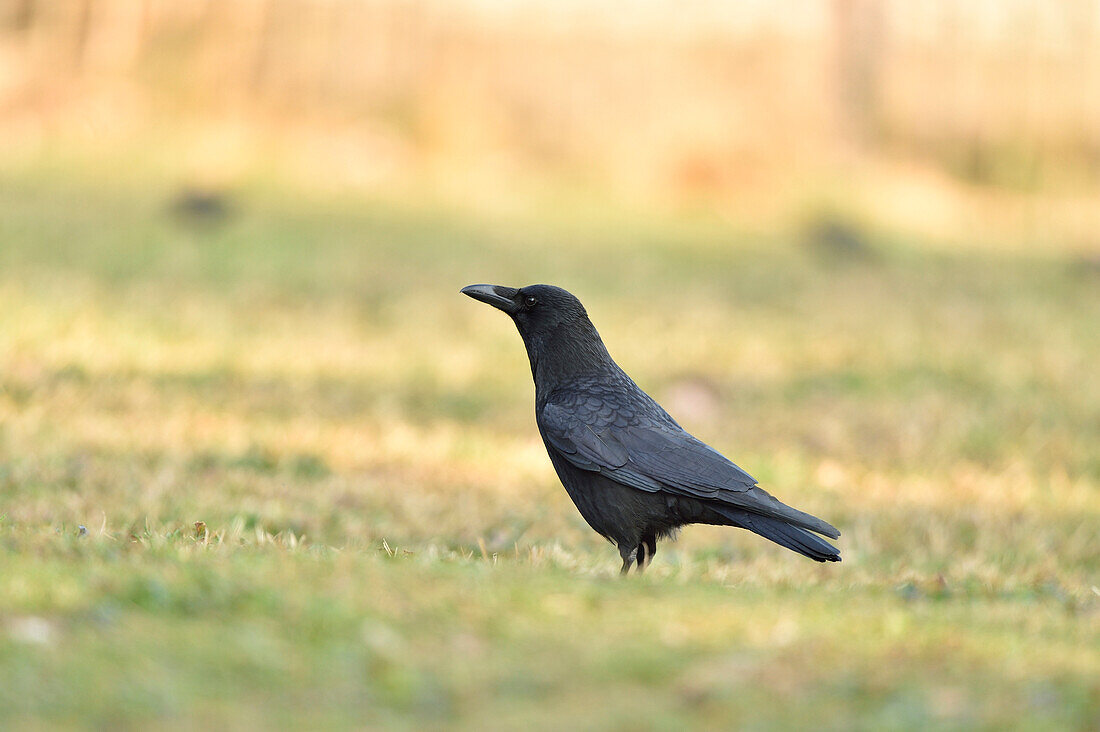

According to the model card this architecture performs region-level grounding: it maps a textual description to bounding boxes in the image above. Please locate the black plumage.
[461,283,841,573]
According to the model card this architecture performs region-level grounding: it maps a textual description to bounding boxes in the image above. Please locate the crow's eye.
[524,296,538,308]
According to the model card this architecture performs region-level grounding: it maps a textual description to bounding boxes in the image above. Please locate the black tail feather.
[710,505,841,562]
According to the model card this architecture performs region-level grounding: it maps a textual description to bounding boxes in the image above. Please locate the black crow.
[462,283,841,574]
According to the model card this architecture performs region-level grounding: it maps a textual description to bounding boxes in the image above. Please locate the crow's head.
[462,283,611,385]
[461,283,590,338]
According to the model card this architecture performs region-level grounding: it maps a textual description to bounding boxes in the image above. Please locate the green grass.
[0,168,1098,729]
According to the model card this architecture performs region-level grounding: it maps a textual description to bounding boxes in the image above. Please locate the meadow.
[0,165,1098,729]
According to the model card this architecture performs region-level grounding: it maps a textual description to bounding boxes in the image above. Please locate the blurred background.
[3,0,1100,243]
[1,1,1098,729]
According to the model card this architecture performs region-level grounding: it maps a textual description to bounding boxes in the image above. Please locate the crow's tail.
[709,505,841,562]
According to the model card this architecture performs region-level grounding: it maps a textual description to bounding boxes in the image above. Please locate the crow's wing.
[539,393,840,539]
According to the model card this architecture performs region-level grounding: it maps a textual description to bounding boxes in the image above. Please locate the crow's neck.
[522,318,616,396]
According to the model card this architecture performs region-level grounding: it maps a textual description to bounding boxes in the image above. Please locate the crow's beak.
[461,284,519,314]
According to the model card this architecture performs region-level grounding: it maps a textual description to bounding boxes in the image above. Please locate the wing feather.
[539,394,840,539]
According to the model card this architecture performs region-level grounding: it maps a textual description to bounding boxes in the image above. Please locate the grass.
[0,166,1098,729]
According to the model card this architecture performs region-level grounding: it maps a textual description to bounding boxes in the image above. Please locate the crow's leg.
[619,545,637,575]
[635,534,657,574]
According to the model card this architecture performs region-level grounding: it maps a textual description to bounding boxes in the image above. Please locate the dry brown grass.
[4,0,1100,249]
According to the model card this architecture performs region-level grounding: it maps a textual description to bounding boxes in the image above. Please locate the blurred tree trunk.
[834,0,885,151]
[251,0,278,96]
[72,0,94,71]
[6,0,35,31]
